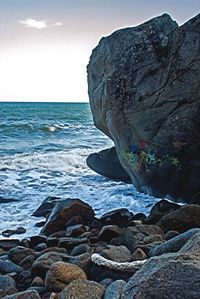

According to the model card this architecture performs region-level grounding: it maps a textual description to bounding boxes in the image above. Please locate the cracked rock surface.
[87,13,200,202]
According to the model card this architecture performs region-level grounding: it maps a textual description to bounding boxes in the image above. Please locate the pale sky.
[0,0,199,102]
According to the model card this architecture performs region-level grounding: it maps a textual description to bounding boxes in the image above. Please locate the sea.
[0,102,160,238]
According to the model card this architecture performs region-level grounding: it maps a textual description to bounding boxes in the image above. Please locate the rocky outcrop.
[87,13,200,202]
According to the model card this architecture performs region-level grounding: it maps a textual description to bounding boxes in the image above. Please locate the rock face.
[87,13,200,202]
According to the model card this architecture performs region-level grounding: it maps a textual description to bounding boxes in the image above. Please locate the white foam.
[0,147,161,238]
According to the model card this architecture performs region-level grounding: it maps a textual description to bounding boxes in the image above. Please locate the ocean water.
[0,102,160,237]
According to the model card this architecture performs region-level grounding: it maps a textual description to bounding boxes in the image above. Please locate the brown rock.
[45,262,87,292]
[58,279,105,299]
[40,198,94,236]
[32,252,70,279]
[8,246,35,264]
[131,248,147,261]
[31,276,45,287]
[158,204,200,233]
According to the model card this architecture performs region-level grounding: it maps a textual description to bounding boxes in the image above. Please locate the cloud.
[19,18,62,29]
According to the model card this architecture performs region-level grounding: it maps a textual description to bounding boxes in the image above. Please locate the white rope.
[91,253,147,273]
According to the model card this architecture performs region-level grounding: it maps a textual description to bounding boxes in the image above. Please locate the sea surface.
[0,102,160,237]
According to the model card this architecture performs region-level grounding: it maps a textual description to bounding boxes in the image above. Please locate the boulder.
[68,253,92,273]
[101,245,131,262]
[128,224,164,244]
[143,199,181,224]
[104,280,126,299]
[131,248,147,261]
[65,224,86,237]
[122,253,200,299]
[158,204,200,233]
[16,270,32,291]
[99,208,133,226]
[2,227,26,238]
[45,262,87,292]
[149,228,200,257]
[2,290,41,299]
[19,255,37,270]
[58,279,105,299]
[0,260,23,275]
[8,247,35,265]
[0,240,20,251]
[86,147,131,183]
[111,228,137,253]
[87,13,200,202]
[98,225,122,242]
[32,196,61,218]
[32,252,70,279]
[70,244,91,256]
[40,198,94,236]
[0,275,17,297]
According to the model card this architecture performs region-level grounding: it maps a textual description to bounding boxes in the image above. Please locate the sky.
[0,0,199,102]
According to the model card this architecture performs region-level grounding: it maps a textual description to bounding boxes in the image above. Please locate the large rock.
[0,275,17,297]
[32,252,70,278]
[86,147,131,182]
[45,262,87,292]
[32,196,61,218]
[143,199,181,224]
[122,231,200,298]
[58,280,105,299]
[8,246,35,265]
[40,198,95,236]
[157,204,200,233]
[122,253,200,299]
[87,13,200,202]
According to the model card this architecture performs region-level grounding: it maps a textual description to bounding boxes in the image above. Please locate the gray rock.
[0,240,20,251]
[0,259,23,274]
[101,245,132,262]
[0,275,17,297]
[104,280,126,299]
[86,147,131,182]
[149,228,200,257]
[87,13,200,202]
[2,290,41,299]
[70,244,91,256]
[122,253,200,299]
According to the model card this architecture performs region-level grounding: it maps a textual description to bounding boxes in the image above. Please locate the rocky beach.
[0,12,200,299]
[1,197,200,298]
